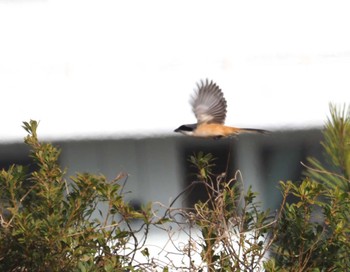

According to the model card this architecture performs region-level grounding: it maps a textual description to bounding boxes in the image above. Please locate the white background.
[1,0,350,141]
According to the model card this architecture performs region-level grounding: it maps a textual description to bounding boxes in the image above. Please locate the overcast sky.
[1,0,350,142]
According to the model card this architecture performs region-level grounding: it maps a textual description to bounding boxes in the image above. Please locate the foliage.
[183,152,275,271]
[266,104,350,271]
[307,104,350,190]
[1,103,350,271]
[0,121,155,271]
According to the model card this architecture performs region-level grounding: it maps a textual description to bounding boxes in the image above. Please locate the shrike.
[174,79,268,138]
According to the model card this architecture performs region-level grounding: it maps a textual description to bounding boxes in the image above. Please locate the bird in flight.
[174,79,268,138]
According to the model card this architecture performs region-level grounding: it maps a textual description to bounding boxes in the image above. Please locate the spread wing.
[190,79,227,124]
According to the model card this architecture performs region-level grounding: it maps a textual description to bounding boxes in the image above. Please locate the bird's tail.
[239,128,270,134]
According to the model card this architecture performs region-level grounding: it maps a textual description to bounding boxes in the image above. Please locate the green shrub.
[266,105,350,271]
[0,121,154,271]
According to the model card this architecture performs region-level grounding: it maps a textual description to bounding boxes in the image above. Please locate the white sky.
[1,0,350,142]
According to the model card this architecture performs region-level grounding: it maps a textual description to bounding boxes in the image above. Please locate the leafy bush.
[266,105,350,271]
[0,121,154,271]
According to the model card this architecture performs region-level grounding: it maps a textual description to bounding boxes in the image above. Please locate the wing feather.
[190,79,227,124]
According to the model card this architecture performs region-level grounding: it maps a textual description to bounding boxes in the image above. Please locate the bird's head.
[174,124,197,136]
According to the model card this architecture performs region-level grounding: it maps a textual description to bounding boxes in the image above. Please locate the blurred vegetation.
[0,104,349,271]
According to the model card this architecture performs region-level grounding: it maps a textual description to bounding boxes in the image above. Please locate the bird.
[174,79,269,138]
